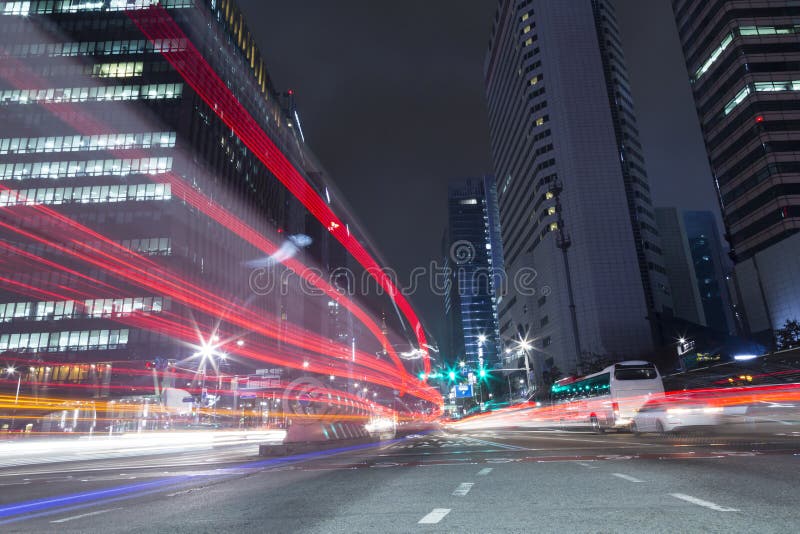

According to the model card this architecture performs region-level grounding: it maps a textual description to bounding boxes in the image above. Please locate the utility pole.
[551,181,583,374]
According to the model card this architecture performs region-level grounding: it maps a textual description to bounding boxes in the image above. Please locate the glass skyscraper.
[484,0,672,376]
[672,0,800,340]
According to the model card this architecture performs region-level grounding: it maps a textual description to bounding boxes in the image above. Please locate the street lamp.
[5,366,21,430]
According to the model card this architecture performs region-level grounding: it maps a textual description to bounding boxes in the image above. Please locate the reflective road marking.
[453,482,474,496]
[670,493,739,512]
[611,473,643,483]
[51,508,121,524]
[418,508,451,524]
[477,468,493,476]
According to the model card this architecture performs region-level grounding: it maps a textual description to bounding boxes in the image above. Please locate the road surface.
[1,428,798,532]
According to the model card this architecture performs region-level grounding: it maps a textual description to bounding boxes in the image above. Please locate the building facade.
[656,208,734,334]
[443,176,504,371]
[484,0,672,376]
[672,0,800,340]
[0,0,434,420]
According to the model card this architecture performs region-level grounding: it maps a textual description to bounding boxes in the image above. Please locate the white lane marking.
[669,493,739,512]
[577,462,599,469]
[611,473,643,483]
[50,508,121,523]
[477,468,493,476]
[452,482,474,496]
[460,436,528,451]
[418,508,451,524]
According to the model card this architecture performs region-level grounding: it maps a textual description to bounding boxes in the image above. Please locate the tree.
[775,319,800,350]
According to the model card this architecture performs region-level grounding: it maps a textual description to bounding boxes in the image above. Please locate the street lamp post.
[5,366,21,430]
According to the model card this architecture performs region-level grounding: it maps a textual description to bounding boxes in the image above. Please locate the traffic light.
[418,372,426,381]
[478,368,487,378]
[144,360,155,369]
[448,371,456,381]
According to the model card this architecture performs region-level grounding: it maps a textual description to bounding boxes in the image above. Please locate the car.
[631,393,747,434]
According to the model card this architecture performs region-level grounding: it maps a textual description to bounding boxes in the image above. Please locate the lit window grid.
[0,296,166,322]
[0,157,173,180]
[0,83,183,105]
[724,80,800,116]
[0,132,176,155]
[0,38,188,58]
[694,25,800,81]
[92,61,144,78]
[0,183,172,207]
[0,328,130,352]
[0,0,194,16]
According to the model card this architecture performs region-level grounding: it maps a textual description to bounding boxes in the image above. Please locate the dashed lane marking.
[452,482,474,496]
[418,508,451,524]
[477,468,493,476]
[611,473,643,483]
[669,493,739,512]
[50,508,121,524]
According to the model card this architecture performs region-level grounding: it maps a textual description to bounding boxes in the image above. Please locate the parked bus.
[550,361,664,432]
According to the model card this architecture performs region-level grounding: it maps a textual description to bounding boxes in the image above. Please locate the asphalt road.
[1,427,799,532]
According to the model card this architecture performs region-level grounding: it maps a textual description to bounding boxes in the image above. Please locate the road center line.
[418,508,451,524]
[611,473,643,483]
[50,507,121,524]
[477,468,493,476]
[452,482,474,496]
[669,493,739,512]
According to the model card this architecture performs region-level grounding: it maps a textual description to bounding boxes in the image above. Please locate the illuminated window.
[523,25,531,34]
[547,206,556,216]
[0,0,193,16]
[529,76,539,86]
[459,198,478,205]
[0,132,176,155]
[0,83,183,106]
[535,116,546,127]
[0,183,171,207]
[521,13,529,22]
[724,80,800,116]
[694,33,733,80]
[545,191,554,200]
[92,61,144,78]
[122,237,172,256]
[549,222,559,232]
[0,297,165,322]
[0,329,129,352]
[524,37,533,47]
[0,39,188,58]
[0,157,173,180]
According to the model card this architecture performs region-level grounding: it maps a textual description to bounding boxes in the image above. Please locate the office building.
[656,208,734,334]
[443,176,504,371]
[484,0,672,376]
[672,0,800,340]
[0,0,429,416]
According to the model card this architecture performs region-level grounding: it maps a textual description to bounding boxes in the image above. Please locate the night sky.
[237,0,720,340]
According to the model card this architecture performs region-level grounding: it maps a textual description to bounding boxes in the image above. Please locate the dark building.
[0,0,433,422]
[484,0,672,376]
[672,0,800,341]
[443,176,504,371]
[656,208,734,334]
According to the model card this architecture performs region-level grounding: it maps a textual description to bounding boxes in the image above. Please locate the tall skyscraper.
[443,176,504,371]
[656,208,734,334]
[672,0,800,340]
[0,0,435,414]
[484,0,672,376]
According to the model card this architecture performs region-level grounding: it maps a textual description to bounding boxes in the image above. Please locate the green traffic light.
[479,368,486,378]
[418,372,426,380]
[448,371,456,381]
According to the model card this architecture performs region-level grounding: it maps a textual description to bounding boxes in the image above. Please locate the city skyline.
[239,0,722,337]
